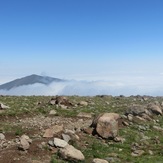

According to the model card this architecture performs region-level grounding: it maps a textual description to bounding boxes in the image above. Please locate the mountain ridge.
[0,74,64,90]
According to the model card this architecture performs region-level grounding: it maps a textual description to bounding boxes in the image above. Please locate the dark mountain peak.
[0,74,64,90]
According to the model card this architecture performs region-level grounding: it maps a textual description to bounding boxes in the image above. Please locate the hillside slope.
[0,74,64,90]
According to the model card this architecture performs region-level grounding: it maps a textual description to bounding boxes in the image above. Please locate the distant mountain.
[0,74,65,90]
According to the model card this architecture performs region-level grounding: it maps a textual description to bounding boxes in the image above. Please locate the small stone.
[148,150,154,155]
[60,105,68,109]
[105,156,121,162]
[43,125,63,138]
[49,110,57,115]
[127,114,133,121]
[138,125,147,131]
[21,135,32,144]
[0,103,10,109]
[83,128,94,135]
[106,102,110,105]
[135,116,146,122]
[122,121,129,126]
[48,140,54,147]
[31,161,43,163]
[41,142,46,146]
[43,129,53,138]
[131,150,145,157]
[19,138,30,151]
[92,158,108,163]
[49,99,56,105]
[153,126,163,132]
[64,129,75,135]
[78,101,88,106]
[77,112,92,118]
[0,133,5,140]
[114,136,125,143]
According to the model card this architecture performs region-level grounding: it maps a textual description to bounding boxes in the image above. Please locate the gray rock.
[49,110,57,115]
[43,129,53,138]
[153,125,163,132]
[43,125,63,138]
[114,136,125,143]
[53,138,68,148]
[147,104,162,115]
[62,134,71,143]
[105,157,120,162]
[141,113,152,121]
[18,135,32,151]
[21,135,32,144]
[134,116,146,122]
[56,96,73,106]
[138,125,147,131]
[60,105,68,109]
[0,103,10,109]
[93,113,120,139]
[122,121,129,126]
[78,101,88,106]
[127,114,133,121]
[92,158,108,163]
[64,129,75,135]
[48,140,54,147]
[0,133,5,140]
[131,150,145,157]
[49,99,56,105]
[59,144,85,161]
[19,137,30,151]
[64,129,80,141]
[148,150,154,155]
[126,105,146,116]
[160,101,163,107]
[77,112,92,118]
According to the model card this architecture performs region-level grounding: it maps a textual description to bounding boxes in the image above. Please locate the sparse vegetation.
[1,95,163,162]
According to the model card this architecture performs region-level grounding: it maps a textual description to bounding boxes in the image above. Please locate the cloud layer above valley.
[1,76,163,96]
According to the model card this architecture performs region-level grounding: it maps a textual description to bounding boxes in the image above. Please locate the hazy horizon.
[0,73,163,96]
[1,0,163,96]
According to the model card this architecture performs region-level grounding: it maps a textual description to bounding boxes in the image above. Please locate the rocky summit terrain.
[1,95,163,163]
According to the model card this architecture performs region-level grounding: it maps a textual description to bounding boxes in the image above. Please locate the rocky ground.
[1,95,163,163]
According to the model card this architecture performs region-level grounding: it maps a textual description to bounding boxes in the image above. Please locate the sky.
[0,0,163,95]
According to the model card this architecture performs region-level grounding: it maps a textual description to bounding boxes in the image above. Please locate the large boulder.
[147,104,162,115]
[92,113,120,139]
[125,105,146,116]
[59,145,85,162]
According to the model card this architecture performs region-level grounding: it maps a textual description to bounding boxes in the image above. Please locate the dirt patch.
[0,114,92,163]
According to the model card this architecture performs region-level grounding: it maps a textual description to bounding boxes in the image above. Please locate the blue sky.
[0,0,163,95]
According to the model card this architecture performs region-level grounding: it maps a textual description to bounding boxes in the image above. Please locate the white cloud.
[1,72,163,96]
[0,79,162,96]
